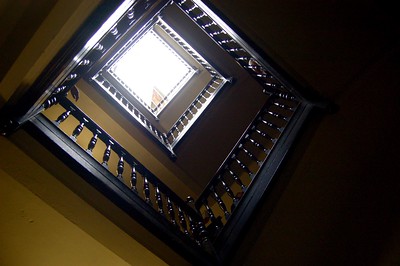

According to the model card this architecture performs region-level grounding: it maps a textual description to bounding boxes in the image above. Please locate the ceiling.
[2,0,400,264]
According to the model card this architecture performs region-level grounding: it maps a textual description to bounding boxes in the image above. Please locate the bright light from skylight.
[110,29,194,114]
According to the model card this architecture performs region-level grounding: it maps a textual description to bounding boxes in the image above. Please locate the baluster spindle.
[162,133,171,146]
[208,84,218,91]
[245,133,269,154]
[173,124,181,134]
[238,143,261,165]
[52,85,67,95]
[190,102,199,113]
[276,92,295,101]
[203,200,215,220]
[182,113,189,124]
[254,73,274,79]
[127,7,135,20]
[65,73,78,81]
[227,47,245,53]
[210,186,230,219]
[218,176,240,212]
[86,130,100,154]
[187,108,195,118]
[196,220,211,249]
[218,176,235,200]
[187,215,199,244]
[204,65,213,71]
[139,113,145,122]
[110,26,119,39]
[166,196,177,226]
[202,21,217,29]
[71,123,84,139]
[209,30,226,37]
[236,56,250,61]
[130,163,138,193]
[43,94,63,109]
[259,117,282,132]
[93,43,104,52]
[203,199,222,237]
[198,93,207,102]
[263,82,282,90]
[178,118,185,129]
[273,101,294,111]
[225,166,247,191]
[217,39,235,45]
[143,176,151,205]
[102,141,113,168]
[252,125,275,142]
[55,110,71,125]
[116,155,124,181]
[266,109,289,121]
[71,118,88,141]
[187,4,198,13]
[193,12,207,21]
[154,129,162,139]
[194,99,203,109]
[78,59,91,67]
[155,185,164,215]
[178,206,189,235]
[232,154,254,178]
[147,121,153,132]
[130,164,138,193]
[212,78,221,85]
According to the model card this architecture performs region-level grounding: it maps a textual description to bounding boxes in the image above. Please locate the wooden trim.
[213,102,314,262]
[0,1,125,135]
[25,114,219,265]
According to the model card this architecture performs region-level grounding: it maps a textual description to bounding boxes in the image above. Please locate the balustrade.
[0,0,324,263]
[38,0,302,260]
[89,16,231,155]
[43,96,207,245]
[175,0,300,100]
[166,76,228,146]
[195,95,298,236]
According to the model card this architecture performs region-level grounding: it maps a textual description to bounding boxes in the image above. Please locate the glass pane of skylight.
[110,29,193,114]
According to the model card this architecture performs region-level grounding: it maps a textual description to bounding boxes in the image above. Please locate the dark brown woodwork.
[130,164,138,193]
[0,0,330,264]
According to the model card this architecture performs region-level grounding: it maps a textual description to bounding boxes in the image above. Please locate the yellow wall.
[0,136,168,265]
[4,0,400,265]
[0,170,127,266]
[0,2,169,262]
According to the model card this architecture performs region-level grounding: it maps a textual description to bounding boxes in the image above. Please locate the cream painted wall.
[0,0,172,265]
[8,0,400,265]
[0,168,129,266]
[0,136,169,266]
[0,147,183,266]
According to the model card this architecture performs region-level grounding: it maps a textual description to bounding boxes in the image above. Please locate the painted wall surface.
[2,0,400,265]
[211,0,400,265]
[0,136,168,266]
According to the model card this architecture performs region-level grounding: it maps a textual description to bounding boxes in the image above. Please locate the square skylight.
[108,29,195,116]
[91,13,229,156]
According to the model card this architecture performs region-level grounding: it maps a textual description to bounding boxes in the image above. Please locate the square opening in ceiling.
[108,28,196,116]
[89,3,231,156]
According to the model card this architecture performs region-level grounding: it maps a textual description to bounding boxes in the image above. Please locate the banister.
[194,95,299,238]
[1,0,330,264]
[25,113,218,265]
[56,96,201,222]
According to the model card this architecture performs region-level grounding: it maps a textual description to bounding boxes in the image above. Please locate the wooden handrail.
[55,96,204,234]
[1,0,328,264]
